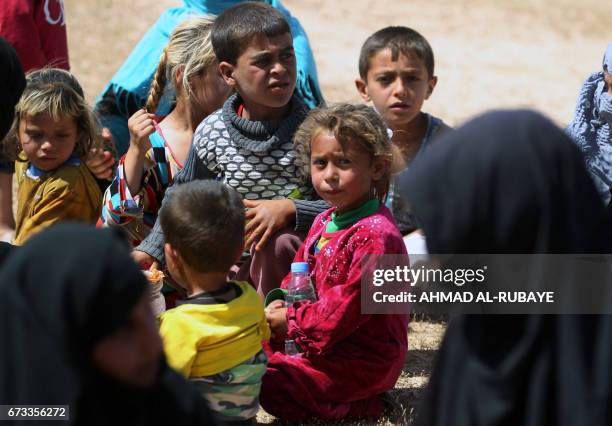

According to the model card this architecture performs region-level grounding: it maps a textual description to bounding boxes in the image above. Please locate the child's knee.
[253,228,304,260]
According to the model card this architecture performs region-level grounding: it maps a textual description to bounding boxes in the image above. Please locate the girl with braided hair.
[100,15,231,247]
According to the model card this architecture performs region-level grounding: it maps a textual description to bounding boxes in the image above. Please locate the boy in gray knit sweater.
[133,2,327,297]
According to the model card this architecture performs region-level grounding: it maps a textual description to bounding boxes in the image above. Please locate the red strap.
[237,103,245,117]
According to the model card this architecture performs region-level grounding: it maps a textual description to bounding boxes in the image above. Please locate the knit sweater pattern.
[199,93,312,200]
[136,93,328,261]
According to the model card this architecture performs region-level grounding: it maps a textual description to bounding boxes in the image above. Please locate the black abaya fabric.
[0,224,215,425]
[399,109,609,254]
[0,241,15,265]
[0,37,25,141]
[398,110,612,426]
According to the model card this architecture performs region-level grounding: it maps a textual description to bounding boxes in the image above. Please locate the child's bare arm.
[136,144,214,264]
[123,109,156,196]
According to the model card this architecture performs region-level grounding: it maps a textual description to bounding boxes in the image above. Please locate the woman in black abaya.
[398,110,612,426]
[0,37,25,260]
[0,224,215,425]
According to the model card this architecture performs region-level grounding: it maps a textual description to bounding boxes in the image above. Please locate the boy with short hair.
[355,26,450,237]
[95,1,324,155]
[134,2,328,296]
[158,180,269,425]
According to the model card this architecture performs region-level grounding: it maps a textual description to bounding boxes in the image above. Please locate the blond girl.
[3,68,103,245]
[100,16,231,246]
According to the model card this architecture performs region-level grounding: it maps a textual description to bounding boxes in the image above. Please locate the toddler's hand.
[265,300,288,342]
[86,148,115,180]
[244,199,295,251]
[101,127,114,144]
[128,109,156,152]
[265,299,285,310]
[132,250,158,270]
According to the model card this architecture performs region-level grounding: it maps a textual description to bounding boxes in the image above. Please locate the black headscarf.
[400,109,610,254]
[0,38,24,264]
[398,111,612,425]
[0,37,25,141]
[0,242,14,265]
[0,224,215,425]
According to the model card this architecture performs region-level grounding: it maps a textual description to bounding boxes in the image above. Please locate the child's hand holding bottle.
[265,299,288,343]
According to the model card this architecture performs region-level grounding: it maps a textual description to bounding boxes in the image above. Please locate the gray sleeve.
[293,198,330,231]
[136,144,214,263]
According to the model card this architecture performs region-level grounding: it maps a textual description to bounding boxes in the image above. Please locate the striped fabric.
[99,125,183,246]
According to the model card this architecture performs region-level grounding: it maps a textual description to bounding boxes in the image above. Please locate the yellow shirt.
[159,281,271,378]
[14,159,102,245]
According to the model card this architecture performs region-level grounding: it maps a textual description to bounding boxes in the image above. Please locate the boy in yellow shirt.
[158,180,269,425]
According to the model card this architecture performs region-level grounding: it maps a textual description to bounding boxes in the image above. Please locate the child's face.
[356,49,437,130]
[19,112,78,171]
[189,63,233,122]
[91,292,163,388]
[310,132,386,214]
[219,32,296,113]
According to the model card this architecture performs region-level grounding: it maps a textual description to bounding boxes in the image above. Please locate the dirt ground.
[63,0,609,424]
[67,0,609,127]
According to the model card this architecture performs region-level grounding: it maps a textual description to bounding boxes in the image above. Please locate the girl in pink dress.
[262,103,409,421]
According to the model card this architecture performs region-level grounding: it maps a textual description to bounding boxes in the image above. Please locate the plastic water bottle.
[286,262,316,305]
[285,262,316,356]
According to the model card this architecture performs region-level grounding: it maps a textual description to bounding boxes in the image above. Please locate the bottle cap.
[291,262,309,273]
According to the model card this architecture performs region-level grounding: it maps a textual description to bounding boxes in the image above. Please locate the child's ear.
[164,243,181,271]
[218,61,237,88]
[425,76,438,100]
[355,78,371,102]
[174,65,186,90]
[370,155,388,181]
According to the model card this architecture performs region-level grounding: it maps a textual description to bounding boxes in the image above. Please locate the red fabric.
[261,205,409,421]
[0,0,69,73]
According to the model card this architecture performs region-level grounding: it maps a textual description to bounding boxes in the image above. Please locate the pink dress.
[261,205,409,421]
